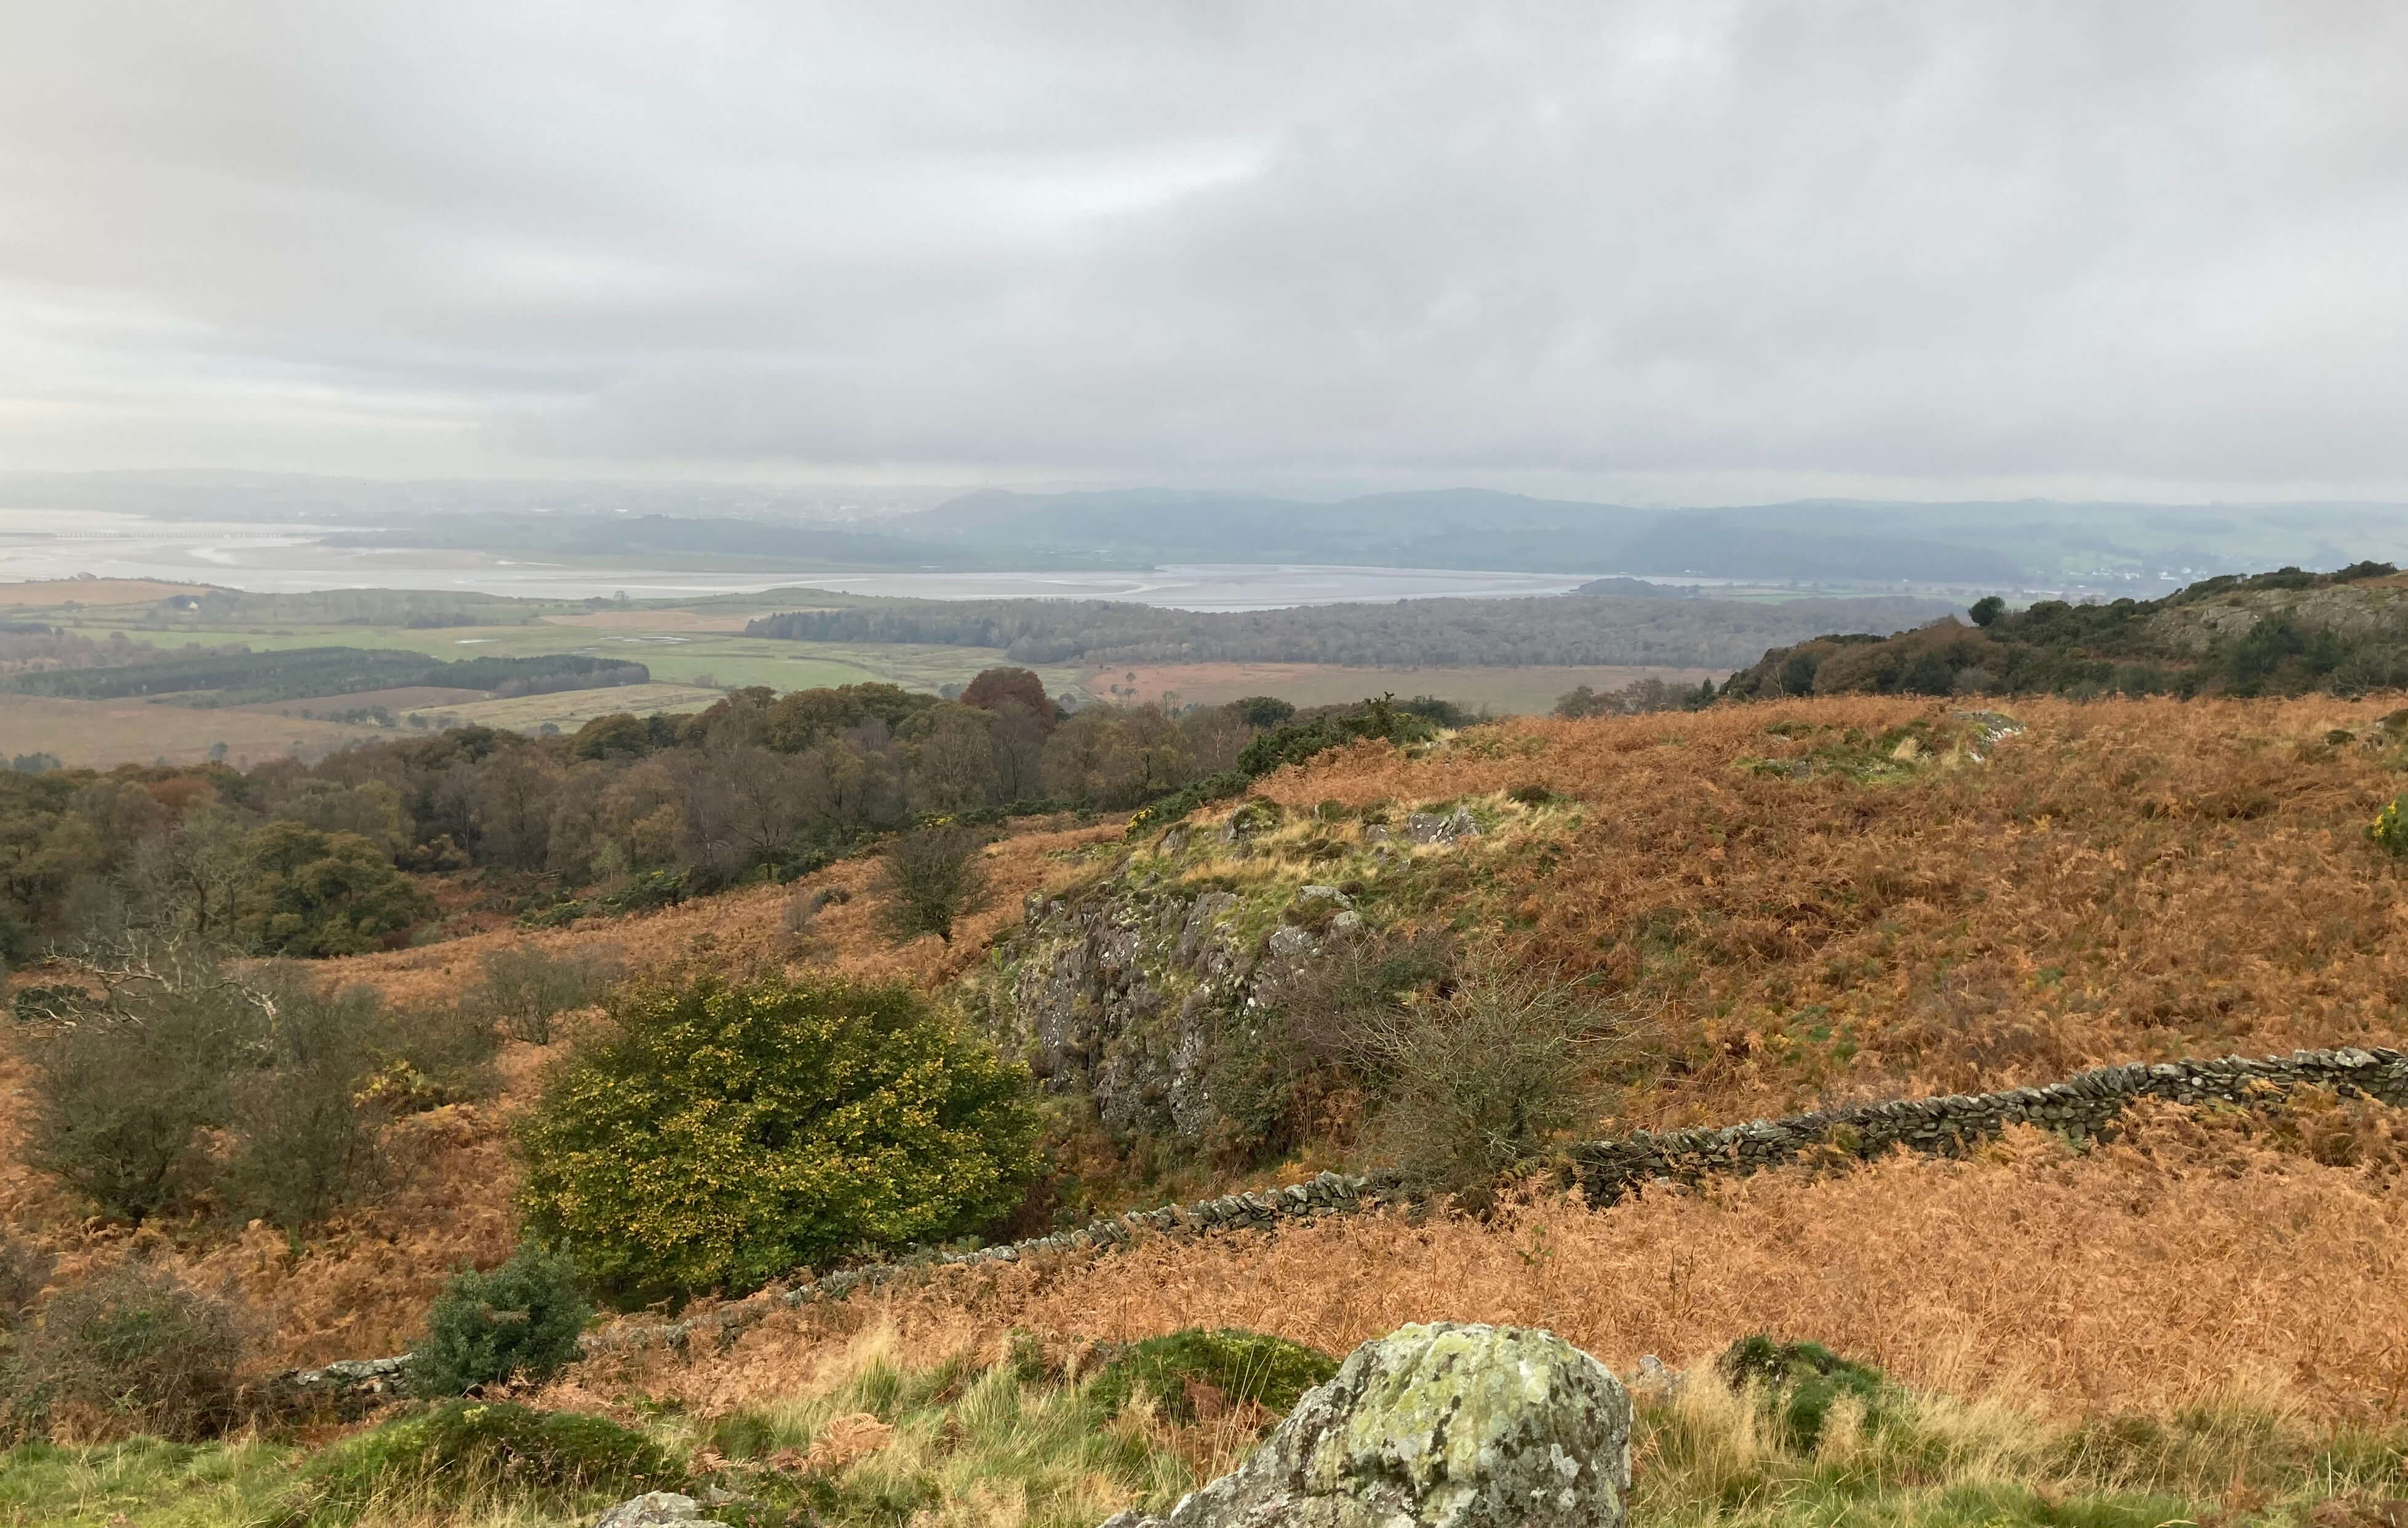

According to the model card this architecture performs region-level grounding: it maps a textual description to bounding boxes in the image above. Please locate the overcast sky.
[2,2,2404,503]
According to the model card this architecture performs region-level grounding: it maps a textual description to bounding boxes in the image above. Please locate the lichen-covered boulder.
[1405,809,1480,846]
[596,1493,729,1528]
[1103,1322,1630,1528]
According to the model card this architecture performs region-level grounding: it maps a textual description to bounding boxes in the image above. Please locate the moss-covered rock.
[1089,1329,1339,1425]
[1103,1322,1630,1528]
[1715,1335,1894,1452]
[301,1399,685,1521]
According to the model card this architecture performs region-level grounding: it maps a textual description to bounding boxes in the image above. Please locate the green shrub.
[405,1244,591,1398]
[9,1263,247,1441]
[1125,769,1248,839]
[303,1399,680,1519]
[1216,926,1456,1167]
[1089,1329,1338,1425]
[1224,796,1283,836]
[1236,697,1439,778]
[704,1407,784,1462]
[519,974,1039,1304]
[359,999,502,1113]
[1716,1335,1895,1452]
[215,971,409,1228]
[10,984,86,1024]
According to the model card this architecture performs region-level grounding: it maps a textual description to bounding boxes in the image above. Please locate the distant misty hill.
[902,489,2028,584]
[897,487,1657,572]
[317,514,1082,572]
[890,489,2408,587]
[10,471,2406,586]
[746,588,1955,669]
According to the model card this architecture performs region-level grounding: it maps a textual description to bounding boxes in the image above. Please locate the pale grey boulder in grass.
[1404,809,1480,846]
[595,1494,730,1528]
[1102,1322,1631,1528]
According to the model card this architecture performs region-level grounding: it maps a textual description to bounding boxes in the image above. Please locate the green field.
[39,613,1091,705]
[0,584,1094,767]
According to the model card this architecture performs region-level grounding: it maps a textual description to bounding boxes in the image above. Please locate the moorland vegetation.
[13,572,2408,1524]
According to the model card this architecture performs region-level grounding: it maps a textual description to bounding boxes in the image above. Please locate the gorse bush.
[7,1263,247,1442]
[1234,695,1440,778]
[2372,798,2408,856]
[406,1244,591,1397]
[518,973,1039,1304]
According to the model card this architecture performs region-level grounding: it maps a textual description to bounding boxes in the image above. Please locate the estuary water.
[0,510,1621,611]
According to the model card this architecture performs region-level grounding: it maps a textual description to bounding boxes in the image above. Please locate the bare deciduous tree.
[874,825,992,944]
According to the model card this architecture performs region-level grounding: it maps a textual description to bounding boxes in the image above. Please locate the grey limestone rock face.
[1103,1322,1630,1528]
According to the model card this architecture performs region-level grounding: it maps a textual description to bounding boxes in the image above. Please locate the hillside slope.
[1726,564,2408,699]
[10,695,2408,1372]
[1134,694,2408,1127]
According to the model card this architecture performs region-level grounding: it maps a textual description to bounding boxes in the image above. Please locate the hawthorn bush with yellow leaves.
[518,972,1037,1306]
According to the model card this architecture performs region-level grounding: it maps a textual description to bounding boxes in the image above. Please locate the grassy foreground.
[4,1324,2404,1528]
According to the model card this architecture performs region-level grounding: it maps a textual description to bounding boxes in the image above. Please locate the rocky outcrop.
[2149,580,2408,656]
[976,871,1351,1145]
[980,883,1258,1142]
[1101,1322,1630,1528]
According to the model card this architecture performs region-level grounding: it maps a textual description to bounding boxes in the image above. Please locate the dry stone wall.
[1566,1046,2408,1201]
[274,1044,2407,1396]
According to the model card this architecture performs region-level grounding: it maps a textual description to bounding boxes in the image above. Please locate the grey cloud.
[2,2,2405,495]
